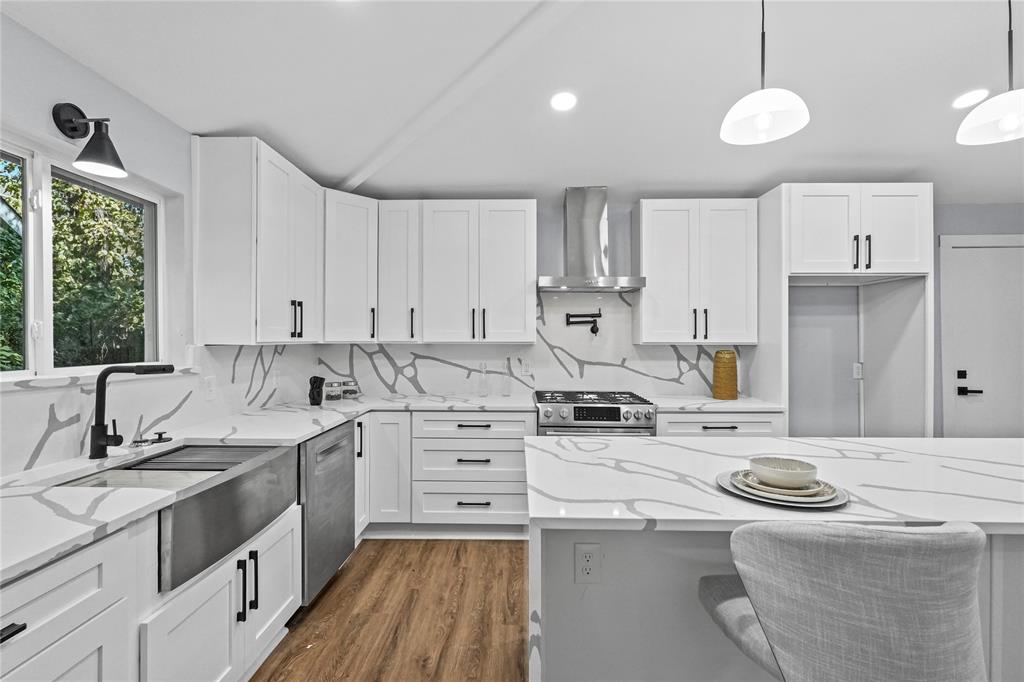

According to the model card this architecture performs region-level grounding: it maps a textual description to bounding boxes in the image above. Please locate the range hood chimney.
[537,187,646,292]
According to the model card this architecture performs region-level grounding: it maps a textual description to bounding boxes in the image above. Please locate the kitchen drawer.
[1,528,135,676]
[413,438,526,482]
[412,412,536,439]
[656,413,785,436]
[412,481,528,524]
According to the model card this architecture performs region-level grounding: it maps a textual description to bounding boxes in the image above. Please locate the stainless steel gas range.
[535,391,656,436]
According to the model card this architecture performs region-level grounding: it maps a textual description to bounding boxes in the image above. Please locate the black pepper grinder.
[309,376,326,406]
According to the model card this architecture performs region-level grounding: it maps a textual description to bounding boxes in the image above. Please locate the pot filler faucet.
[90,364,175,459]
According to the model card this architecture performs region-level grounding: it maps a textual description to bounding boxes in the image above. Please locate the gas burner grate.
[534,390,653,405]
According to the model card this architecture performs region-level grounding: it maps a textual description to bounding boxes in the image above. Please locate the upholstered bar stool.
[699,521,987,682]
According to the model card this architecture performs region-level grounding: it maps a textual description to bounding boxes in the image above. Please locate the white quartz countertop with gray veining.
[524,436,1024,534]
[651,396,784,412]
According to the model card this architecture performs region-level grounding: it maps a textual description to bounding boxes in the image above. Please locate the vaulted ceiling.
[4,0,1023,205]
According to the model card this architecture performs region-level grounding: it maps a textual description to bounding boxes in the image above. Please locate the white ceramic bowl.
[749,457,818,489]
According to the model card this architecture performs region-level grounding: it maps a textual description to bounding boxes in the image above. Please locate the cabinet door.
[4,599,132,682]
[243,507,302,669]
[354,419,370,536]
[290,172,323,342]
[324,190,378,342]
[378,201,421,342]
[699,200,758,343]
[633,200,699,343]
[140,558,244,682]
[860,183,932,273]
[421,201,480,342]
[478,200,536,342]
[368,412,412,523]
[789,184,861,273]
[256,143,295,343]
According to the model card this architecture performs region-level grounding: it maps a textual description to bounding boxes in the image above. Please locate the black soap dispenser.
[309,376,326,406]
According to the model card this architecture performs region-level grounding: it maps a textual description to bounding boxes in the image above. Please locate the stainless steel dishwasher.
[299,421,355,604]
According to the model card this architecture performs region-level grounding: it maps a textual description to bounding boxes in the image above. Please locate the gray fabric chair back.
[731,521,987,682]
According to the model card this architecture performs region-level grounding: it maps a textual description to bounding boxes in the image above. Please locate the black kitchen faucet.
[90,364,175,459]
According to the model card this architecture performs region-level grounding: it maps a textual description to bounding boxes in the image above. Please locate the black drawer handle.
[702,425,739,431]
[457,501,492,507]
[703,308,708,340]
[370,307,376,339]
[456,458,492,464]
[692,308,697,340]
[248,550,259,611]
[865,234,872,270]
[456,423,492,429]
[356,422,363,458]
[957,387,984,396]
[0,622,27,643]
[236,559,247,622]
[290,300,297,338]
[410,307,415,339]
[853,235,860,269]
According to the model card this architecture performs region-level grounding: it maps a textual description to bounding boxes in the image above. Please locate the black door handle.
[290,300,297,338]
[853,235,860,270]
[297,300,304,338]
[370,307,376,339]
[692,308,697,340]
[482,308,487,339]
[457,501,492,507]
[356,422,363,457]
[248,550,259,610]
[410,307,415,339]
[456,458,492,464]
[702,425,739,431]
[865,234,872,270]
[0,622,27,643]
[471,308,476,340]
[456,423,492,429]
[703,308,708,340]
[956,387,984,396]
[236,559,247,622]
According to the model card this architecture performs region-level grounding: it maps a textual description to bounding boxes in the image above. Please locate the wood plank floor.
[252,539,527,682]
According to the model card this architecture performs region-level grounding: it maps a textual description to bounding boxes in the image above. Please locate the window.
[1,142,159,375]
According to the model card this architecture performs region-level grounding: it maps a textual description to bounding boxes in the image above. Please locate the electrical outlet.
[852,362,863,380]
[574,543,601,584]
[203,376,217,401]
[520,359,532,377]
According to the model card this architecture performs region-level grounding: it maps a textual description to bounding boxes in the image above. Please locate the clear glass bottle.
[500,364,513,396]
[477,362,489,397]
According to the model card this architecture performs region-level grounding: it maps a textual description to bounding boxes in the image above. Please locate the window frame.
[1,131,167,378]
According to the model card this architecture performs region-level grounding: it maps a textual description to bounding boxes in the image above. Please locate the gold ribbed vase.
[712,350,738,400]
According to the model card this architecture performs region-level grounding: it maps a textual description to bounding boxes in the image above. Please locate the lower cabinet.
[355,417,370,537]
[139,506,301,682]
[412,481,528,524]
[367,412,412,523]
[656,412,786,436]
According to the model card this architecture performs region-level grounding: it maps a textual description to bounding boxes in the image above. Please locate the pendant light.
[720,0,810,145]
[957,0,1023,145]
[51,102,128,178]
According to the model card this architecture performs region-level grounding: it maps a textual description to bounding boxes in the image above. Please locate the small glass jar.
[341,379,360,399]
[324,381,344,401]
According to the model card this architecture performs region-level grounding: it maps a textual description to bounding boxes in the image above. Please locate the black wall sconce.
[52,102,127,179]
[566,309,602,335]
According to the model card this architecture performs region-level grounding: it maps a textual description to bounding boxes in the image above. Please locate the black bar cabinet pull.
[0,622,27,643]
[482,308,487,339]
[356,422,363,458]
[865,234,872,270]
[370,307,376,339]
[703,308,709,340]
[457,501,492,507]
[290,300,297,338]
[471,308,476,339]
[957,387,984,396]
[297,300,304,338]
[236,559,248,622]
[456,423,492,429]
[248,550,259,610]
[410,307,415,339]
[456,458,492,464]
[692,308,698,340]
[702,425,739,431]
[853,235,860,269]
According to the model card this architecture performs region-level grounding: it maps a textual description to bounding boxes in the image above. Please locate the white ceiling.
[4,0,1023,205]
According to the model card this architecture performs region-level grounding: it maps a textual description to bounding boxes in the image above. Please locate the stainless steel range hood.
[537,187,646,292]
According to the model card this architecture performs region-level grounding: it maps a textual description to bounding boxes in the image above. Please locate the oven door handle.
[539,427,655,436]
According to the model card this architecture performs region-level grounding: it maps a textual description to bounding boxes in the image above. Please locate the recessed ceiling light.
[550,91,577,112]
[952,89,990,110]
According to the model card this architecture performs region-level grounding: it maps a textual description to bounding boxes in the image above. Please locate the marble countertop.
[524,436,1024,534]
[651,395,784,412]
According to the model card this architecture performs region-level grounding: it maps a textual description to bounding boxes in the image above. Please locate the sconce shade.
[73,121,127,178]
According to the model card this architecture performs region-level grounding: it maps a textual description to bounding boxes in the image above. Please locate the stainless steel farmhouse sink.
[62,444,297,591]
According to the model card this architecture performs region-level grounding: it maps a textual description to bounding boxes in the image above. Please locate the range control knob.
[633,410,642,420]
[543,408,553,418]
[559,407,570,419]
[622,410,632,421]
[644,409,654,420]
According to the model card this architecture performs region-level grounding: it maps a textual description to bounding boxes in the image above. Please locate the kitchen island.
[524,436,1024,681]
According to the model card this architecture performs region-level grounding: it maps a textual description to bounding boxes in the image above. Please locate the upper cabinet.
[788,183,932,274]
[632,199,757,344]
[195,137,323,344]
[378,201,422,342]
[324,190,378,343]
[421,200,536,343]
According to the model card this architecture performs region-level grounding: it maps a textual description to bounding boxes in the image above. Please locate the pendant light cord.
[760,0,766,90]
[1009,0,1014,91]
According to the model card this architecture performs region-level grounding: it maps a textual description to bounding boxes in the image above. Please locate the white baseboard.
[358,522,528,541]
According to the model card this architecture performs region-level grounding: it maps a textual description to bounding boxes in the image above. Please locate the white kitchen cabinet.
[632,199,757,344]
[788,183,932,274]
[355,418,370,536]
[367,412,412,523]
[324,189,378,342]
[378,200,422,342]
[243,506,302,668]
[656,412,786,436]
[412,481,528,524]
[421,199,536,343]
[195,136,324,344]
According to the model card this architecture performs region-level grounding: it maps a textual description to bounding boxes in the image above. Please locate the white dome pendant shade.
[957,0,1023,145]
[721,0,809,145]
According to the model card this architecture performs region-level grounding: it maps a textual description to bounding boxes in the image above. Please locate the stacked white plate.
[716,469,849,510]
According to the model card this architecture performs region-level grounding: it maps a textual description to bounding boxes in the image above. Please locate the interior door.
[699,199,757,343]
[478,200,536,342]
[860,183,932,273]
[421,201,480,342]
[789,184,861,273]
[290,172,323,342]
[324,189,378,342]
[256,144,294,343]
[244,507,302,665]
[377,200,421,342]
[940,235,1024,437]
[635,200,699,343]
